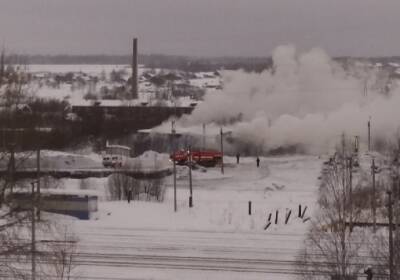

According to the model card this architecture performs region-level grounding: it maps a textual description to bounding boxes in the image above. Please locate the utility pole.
[202,123,206,151]
[354,136,359,155]
[395,161,400,279]
[388,190,394,280]
[220,128,224,175]
[8,143,16,194]
[188,146,193,208]
[36,148,41,220]
[372,158,377,232]
[172,121,177,212]
[368,117,371,152]
[341,133,346,159]
[348,157,353,231]
[341,133,346,201]
[31,182,36,280]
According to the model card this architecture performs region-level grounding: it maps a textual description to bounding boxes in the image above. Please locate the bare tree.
[367,158,400,279]
[0,56,36,278]
[298,153,365,280]
[37,223,78,280]
[108,173,133,201]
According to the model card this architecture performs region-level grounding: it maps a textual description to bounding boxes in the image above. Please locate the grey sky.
[0,0,399,57]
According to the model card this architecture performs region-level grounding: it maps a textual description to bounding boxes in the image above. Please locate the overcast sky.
[1,0,400,57]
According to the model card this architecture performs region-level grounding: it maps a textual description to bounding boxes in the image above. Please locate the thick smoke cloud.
[155,45,399,154]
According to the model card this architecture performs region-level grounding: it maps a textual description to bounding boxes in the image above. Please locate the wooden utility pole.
[354,136,359,154]
[188,146,193,208]
[8,143,15,194]
[36,149,41,220]
[348,157,353,231]
[131,37,138,99]
[220,128,224,174]
[172,121,177,212]
[31,182,36,280]
[388,190,394,280]
[368,118,371,152]
[395,162,400,279]
[341,133,346,159]
[202,123,206,151]
[341,134,346,199]
[372,158,377,232]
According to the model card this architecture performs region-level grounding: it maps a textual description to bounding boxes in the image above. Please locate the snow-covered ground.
[63,155,324,279]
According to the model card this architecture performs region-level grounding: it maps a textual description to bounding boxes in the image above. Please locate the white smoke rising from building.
[155,45,400,154]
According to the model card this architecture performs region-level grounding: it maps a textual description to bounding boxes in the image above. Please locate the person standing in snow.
[364,267,373,280]
[256,157,260,168]
[236,153,240,164]
[127,189,132,203]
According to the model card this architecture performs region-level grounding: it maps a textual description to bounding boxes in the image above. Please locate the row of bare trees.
[298,138,400,279]
[108,173,165,202]
[1,50,78,279]
[0,155,79,279]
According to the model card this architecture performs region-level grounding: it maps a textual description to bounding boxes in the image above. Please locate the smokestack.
[131,38,138,99]
[0,48,5,84]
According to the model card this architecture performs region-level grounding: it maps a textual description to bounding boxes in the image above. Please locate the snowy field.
[63,155,324,280]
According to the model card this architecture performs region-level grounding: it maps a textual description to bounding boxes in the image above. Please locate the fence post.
[285,210,292,224]
[248,201,252,215]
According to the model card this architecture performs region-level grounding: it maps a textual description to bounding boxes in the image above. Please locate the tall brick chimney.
[131,37,138,99]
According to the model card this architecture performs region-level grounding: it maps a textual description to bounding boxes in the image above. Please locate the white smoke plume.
[154,45,400,154]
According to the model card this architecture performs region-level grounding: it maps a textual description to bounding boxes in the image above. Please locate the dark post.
[131,38,138,99]
[301,206,308,219]
[275,210,279,224]
[248,201,252,215]
[354,136,359,154]
[188,146,193,208]
[388,191,394,280]
[172,121,177,212]
[30,182,36,280]
[348,157,353,231]
[36,149,41,220]
[220,128,224,174]
[368,118,371,152]
[9,143,15,194]
[372,159,377,232]
[298,204,302,218]
[285,210,292,224]
[202,123,206,151]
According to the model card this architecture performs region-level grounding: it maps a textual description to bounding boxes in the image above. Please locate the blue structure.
[11,192,98,220]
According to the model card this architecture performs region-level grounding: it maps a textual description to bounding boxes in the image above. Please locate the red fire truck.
[170,150,223,167]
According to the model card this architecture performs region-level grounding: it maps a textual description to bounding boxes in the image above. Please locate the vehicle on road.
[170,150,222,167]
[102,143,131,168]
